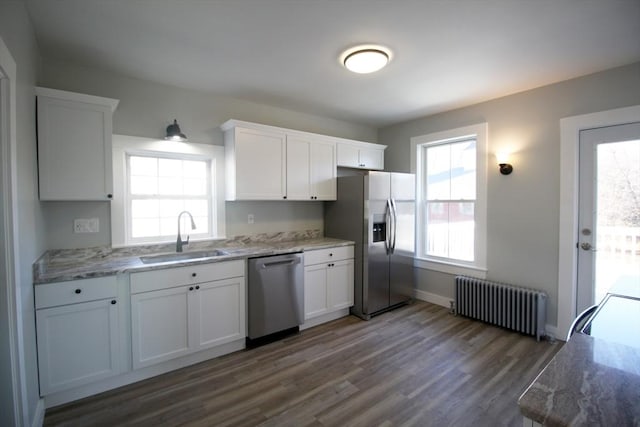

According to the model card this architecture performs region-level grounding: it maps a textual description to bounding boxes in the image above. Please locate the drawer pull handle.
[189,287,194,291]
[192,273,197,277]
[195,285,200,290]
[329,253,333,257]
[75,289,82,294]
[111,300,117,305]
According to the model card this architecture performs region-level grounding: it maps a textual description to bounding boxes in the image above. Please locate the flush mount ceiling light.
[165,119,188,142]
[340,45,392,74]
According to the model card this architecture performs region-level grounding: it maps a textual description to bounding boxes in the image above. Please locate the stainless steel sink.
[139,249,228,264]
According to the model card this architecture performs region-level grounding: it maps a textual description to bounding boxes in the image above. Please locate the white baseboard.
[32,398,45,427]
[544,324,560,342]
[414,289,452,309]
[300,308,350,330]
[413,289,561,342]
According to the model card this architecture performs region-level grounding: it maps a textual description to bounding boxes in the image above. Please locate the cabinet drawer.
[35,276,118,309]
[304,245,354,266]
[131,260,244,294]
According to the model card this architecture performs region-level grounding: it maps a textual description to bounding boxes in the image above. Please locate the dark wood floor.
[44,301,561,427]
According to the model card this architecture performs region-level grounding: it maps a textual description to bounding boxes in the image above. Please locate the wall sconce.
[496,152,513,175]
[165,119,188,142]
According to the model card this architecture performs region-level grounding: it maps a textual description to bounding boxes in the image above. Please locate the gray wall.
[0,1,45,425]
[225,201,323,238]
[40,59,377,249]
[379,62,640,328]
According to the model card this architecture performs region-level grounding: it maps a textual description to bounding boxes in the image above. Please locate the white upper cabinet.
[287,135,336,200]
[36,87,119,201]
[336,141,385,170]
[224,125,287,200]
[223,120,382,201]
[310,140,337,200]
[285,135,312,200]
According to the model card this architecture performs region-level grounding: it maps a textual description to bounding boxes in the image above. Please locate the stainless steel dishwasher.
[248,252,304,342]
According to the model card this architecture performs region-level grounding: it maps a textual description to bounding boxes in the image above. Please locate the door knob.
[580,242,596,251]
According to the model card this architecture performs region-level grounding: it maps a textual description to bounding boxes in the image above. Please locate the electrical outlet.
[247,214,254,224]
[74,218,100,233]
[87,218,99,233]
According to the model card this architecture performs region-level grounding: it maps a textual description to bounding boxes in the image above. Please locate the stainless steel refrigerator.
[324,171,415,319]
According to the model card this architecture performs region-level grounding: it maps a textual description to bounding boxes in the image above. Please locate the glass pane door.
[577,123,640,312]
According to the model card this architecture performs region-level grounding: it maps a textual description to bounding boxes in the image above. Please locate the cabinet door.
[336,144,360,168]
[304,264,329,319]
[233,127,286,200]
[131,286,191,369]
[327,259,355,310]
[311,141,336,200]
[36,298,119,395]
[193,277,246,350]
[37,94,114,200]
[286,136,312,200]
[337,143,384,170]
[359,148,384,170]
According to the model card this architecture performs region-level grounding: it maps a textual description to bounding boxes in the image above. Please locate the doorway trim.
[0,35,23,425]
[558,105,640,339]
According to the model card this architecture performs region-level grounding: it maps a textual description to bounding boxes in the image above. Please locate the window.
[127,155,211,242]
[411,123,487,277]
[111,135,225,247]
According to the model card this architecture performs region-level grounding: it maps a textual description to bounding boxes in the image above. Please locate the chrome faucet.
[176,211,196,252]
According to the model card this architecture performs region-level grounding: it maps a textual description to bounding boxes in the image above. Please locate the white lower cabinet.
[194,278,245,349]
[304,264,330,318]
[304,246,354,321]
[35,276,121,395]
[131,286,191,368]
[130,260,245,369]
[35,260,246,406]
[327,260,355,310]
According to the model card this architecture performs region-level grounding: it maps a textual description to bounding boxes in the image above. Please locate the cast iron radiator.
[454,275,547,341]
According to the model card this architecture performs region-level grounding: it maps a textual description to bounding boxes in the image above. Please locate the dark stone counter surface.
[518,291,640,426]
[34,230,353,284]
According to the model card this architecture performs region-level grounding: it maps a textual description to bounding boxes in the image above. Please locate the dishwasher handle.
[259,257,301,269]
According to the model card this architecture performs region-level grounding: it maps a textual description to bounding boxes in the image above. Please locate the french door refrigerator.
[325,171,415,319]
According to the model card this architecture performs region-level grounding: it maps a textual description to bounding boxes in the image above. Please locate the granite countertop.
[518,291,640,426]
[33,230,354,284]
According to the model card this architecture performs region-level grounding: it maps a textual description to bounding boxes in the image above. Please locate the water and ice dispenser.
[372,220,386,243]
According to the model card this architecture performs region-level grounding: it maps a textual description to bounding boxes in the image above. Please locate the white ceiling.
[25,0,640,127]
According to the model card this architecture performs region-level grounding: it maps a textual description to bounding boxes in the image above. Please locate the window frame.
[111,135,226,247]
[410,123,488,278]
[125,152,213,244]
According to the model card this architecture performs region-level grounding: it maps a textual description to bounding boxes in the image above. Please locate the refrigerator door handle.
[385,199,392,255]
[390,199,398,253]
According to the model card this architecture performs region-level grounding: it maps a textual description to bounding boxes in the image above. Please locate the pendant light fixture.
[341,45,392,74]
[165,119,188,142]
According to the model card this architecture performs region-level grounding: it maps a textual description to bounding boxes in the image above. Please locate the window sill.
[413,258,487,278]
